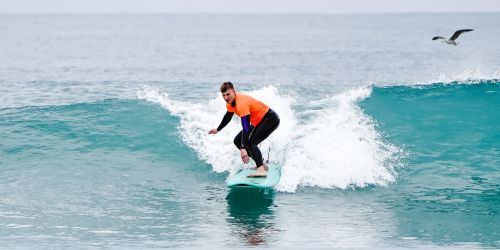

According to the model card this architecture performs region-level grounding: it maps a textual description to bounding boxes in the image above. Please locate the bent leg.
[233,131,242,150]
[248,110,280,168]
[234,130,254,158]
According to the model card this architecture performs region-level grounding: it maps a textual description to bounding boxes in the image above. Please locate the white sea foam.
[279,87,402,192]
[417,68,500,86]
[138,85,402,192]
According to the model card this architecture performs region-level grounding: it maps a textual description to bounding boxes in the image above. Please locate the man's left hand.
[240,149,250,164]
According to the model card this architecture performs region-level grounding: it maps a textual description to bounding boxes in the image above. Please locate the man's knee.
[233,136,241,149]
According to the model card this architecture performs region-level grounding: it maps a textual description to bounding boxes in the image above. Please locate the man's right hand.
[208,128,218,135]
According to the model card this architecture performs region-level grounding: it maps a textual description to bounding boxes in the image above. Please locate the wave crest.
[138,85,403,192]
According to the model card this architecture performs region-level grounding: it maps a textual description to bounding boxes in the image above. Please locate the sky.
[1,0,500,13]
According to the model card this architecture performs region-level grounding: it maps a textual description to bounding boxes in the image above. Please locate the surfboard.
[227,163,281,189]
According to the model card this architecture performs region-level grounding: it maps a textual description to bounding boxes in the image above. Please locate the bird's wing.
[450,29,474,41]
[432,36,446,40]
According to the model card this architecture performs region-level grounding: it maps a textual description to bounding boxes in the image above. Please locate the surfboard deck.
[227,163,281,189]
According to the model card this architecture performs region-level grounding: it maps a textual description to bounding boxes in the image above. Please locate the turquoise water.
[1,14,500,248]
[361,82,500,247]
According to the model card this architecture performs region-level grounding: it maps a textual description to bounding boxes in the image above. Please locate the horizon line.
[1,10,499,15]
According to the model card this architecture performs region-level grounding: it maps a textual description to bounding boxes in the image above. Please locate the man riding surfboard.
[209,82,280,177]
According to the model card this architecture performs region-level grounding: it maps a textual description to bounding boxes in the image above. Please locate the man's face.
[222,89,236,104]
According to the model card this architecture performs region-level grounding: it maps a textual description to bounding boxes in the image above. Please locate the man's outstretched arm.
[209,111,234,134]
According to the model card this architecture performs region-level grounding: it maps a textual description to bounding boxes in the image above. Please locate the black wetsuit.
[216,107,280,167]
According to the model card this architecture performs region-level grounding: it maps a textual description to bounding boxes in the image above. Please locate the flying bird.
[432,29,474,45]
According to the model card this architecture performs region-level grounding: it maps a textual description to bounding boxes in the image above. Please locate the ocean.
[0,13,499,248]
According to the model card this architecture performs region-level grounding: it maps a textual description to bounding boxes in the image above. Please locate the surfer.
[209,82,280,177]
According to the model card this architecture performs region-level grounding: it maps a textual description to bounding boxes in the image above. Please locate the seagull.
[432,29,474,45]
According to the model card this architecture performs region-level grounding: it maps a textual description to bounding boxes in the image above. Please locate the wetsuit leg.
[234,130,254,158]
[233,131,243,150]
[247,109,280,167]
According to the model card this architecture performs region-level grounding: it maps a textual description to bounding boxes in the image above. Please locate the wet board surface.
[227,163,281,189]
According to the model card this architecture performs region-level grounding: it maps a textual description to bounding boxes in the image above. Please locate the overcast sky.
[1,0,500,13]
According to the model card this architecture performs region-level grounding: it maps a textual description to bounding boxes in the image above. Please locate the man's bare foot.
[248,165,268,178]
[254,164,269,171]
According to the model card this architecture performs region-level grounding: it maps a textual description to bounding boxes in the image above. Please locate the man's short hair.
[220,82,234,93]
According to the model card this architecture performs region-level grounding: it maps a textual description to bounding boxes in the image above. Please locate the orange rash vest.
[226,93,270,127]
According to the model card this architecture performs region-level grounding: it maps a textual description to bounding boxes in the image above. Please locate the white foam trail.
[138,85,402,192]
[278,87,402,192]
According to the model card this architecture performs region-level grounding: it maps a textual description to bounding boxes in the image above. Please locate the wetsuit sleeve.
[240,114,251,148]
[216,111,234,132]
